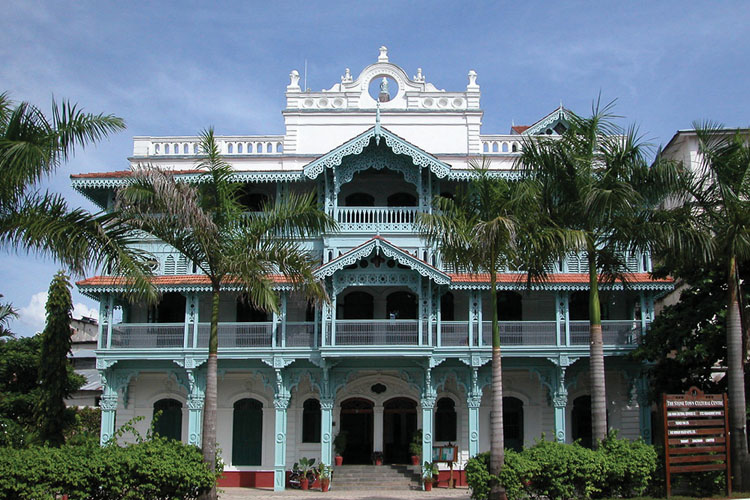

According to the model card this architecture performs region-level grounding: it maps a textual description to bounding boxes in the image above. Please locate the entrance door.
[383,397,417,464]
[340,398,374,464]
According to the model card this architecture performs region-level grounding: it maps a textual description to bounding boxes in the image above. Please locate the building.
[66,316,102,407]
[73,47,668,490]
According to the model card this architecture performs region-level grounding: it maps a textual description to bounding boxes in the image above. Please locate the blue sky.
[2,1,749,336]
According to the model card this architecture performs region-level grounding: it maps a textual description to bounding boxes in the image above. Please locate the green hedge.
[0,437,218,500]
[466,433,658,500]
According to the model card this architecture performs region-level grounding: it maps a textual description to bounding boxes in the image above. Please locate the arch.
[152,292,185,323]
[387,192,417,207]
[302,398,321,443]
[227,143,233,154]
[232,398,263,465]
[153,398,182,441]
[193,143,198,154]
[238,189,270,212]
[435,397,457,442]
[502,143,509,153]
[483,142,489,153]
[266,143,273,153]
[498,291,522,321]
[571,395,592,448]
[383,397,417,464]
[344,192,375,207]
[440,292,455,321]
[492,142,499,153]
[569,291,589,320]
[237,295,270,322]
[183,144,189,154]
[276,143,283,153]
[247,143,253,153]
[237,143,243,154]
[340,291,374,319]
[386,290,417,319]
[339,398,374,464]
[503,396,524,451]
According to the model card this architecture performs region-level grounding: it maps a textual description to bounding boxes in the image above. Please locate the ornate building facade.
[73,47,667,489]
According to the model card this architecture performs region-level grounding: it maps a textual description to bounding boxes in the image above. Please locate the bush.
[465,433,658,500]
[0,436,219,499]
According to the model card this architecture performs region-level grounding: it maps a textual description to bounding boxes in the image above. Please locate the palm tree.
[116,128,335,500]
[516,98,693,447]
[0,294,18,338]
[418,161,543,500]
[0,92,153,295]
[681,123,750,488]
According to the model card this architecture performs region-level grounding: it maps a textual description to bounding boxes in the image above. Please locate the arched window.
[498,291,522,321]
[237,143,243,153]
[151,292,185,323]
[435,398,457,442]
[153,398,182,441]
[340,291,374,319]
[503,397,524,451]
[266,143,273,153]
[302,399,321,443]
[276,143,283,153]
[238,188,269,212]
[440,292,455,321]
[344,192,375,207]
[387,192,417,207]
[386,291,417,319]
[232,398,263,465]
[571,396,592,448]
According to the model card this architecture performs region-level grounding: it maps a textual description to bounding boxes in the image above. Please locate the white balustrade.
[569,320,642,345]
[479,135,524,155]
[481,321,558,345]
[336,206,419,232]
[440,321,469,346]
[286,322,316,347]
[110,323,184,348]
[197,322,274,348]
[142,136,284,157]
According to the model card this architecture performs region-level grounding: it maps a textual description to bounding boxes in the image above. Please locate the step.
[331,464,421,490]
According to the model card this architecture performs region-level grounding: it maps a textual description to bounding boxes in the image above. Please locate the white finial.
[467,70,479,89]
[341,68,352,83]
[378,46,389,62]
[414,68,424,82]
[288,70,300,91]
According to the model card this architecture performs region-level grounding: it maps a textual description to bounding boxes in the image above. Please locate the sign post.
[662,386,731,497]
[432,445,458,488]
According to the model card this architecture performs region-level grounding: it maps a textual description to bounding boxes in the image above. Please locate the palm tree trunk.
[200,287,220,500]
[489,272,507,500]
[727,256,750,490]
[587,249,607,447]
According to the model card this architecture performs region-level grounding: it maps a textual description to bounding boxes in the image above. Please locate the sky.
[1,1,749,336]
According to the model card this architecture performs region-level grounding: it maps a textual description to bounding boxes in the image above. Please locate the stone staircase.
[331,464,422,490]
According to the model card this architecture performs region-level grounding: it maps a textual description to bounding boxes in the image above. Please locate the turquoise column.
[320,398,334,466]
[552,365,568,443]
[187,368,205,447]
[467,367,482,457]
[98,369,118,445]
[273,369,290,491]
[421,367,436,489]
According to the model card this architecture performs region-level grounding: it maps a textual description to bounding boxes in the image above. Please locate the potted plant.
[298,457,316,490]
[371,451,384,466]
[422,461,438,491]
[318,463,331,492]
[333,431,348,466]
[409,429,422,466]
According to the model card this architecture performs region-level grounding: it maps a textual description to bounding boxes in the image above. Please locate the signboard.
[662,387,731,497]
[432,445,457,463]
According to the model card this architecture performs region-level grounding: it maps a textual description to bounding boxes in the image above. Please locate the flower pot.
[321,479,330,492]
[424,481,432,491]
[300,477,309,490]
[335,455,343,466]
[375,458,383,466]
[411,455,420,466]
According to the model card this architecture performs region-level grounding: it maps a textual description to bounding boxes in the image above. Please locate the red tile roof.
[449,272,671,284]
[77,274,291,287]
[511,125,530,134]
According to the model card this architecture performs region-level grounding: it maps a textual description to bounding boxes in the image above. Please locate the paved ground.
[220,487,471,499]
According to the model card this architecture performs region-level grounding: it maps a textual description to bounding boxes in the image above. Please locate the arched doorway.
[571,395,592,448]
[383,397,417,464]
[503,397,524,451]
[232,398,263,465]
[153,398,183,441]
[385,291,417,319]
[340,291,374,319]
[340,398,374,464]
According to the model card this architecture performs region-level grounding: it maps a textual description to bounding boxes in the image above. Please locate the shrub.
[0,436,219,499]
[465,433,658,500]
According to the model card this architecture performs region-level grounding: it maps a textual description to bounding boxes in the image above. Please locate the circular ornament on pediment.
[452,98,464,108]
[318,98,329,108]
[333,98,345,108]
[303,98,314,108]
[368,74,399,103]
[438,97,449,108]
[423,97,434,107]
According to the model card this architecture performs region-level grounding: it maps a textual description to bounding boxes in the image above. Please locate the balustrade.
[336,206,419,232]
[102,319,642,350]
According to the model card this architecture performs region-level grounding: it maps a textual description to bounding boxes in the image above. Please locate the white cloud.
[18,291,99,334]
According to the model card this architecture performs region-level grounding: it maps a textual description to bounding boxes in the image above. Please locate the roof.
[77,274,292,287]
[449,272,672,291]
[511,125,530,134]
